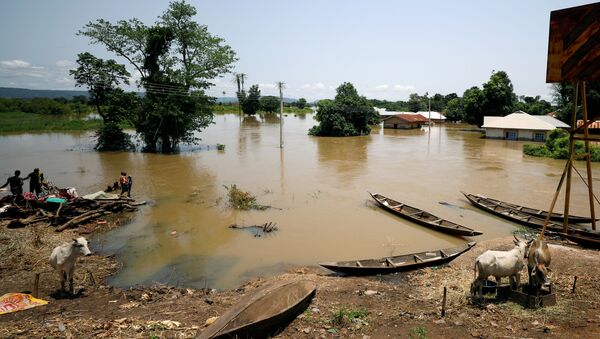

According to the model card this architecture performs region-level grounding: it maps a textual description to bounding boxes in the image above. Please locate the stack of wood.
[0,197,144,232]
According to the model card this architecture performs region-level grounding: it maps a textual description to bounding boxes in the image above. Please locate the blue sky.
[0,0,592,101]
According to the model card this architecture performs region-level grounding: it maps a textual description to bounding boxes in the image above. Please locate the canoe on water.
[369,192,483,237]
[319,242,477,275]
[462,192,600,240]
[463,192,596,224]
[197,280,316,339]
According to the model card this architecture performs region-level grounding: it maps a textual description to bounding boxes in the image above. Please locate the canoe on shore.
[463,192,596,224]
[197,280,316,339]
[369,192,482,237]
[319,242,476,275]
[462,192,600,239]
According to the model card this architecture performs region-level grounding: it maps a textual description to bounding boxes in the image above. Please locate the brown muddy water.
[1,113,598,290]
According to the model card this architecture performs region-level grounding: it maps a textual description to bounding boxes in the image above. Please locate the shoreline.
[1,212,600,338]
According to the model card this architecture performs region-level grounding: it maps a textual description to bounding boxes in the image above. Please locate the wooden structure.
[542,3,600,236]
[319,242,476,275]
[382,114,429,129]
[197,280,316,339]
[370,192,483,236]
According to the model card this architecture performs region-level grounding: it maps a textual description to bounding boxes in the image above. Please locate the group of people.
[0,168,44,196]
[1,169,132,199]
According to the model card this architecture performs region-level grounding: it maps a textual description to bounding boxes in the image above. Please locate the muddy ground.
[1,216,599,338]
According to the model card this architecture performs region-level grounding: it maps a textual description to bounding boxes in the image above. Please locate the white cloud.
[55,59,75,68]
[0,59,31,68]
[375,84,389,90]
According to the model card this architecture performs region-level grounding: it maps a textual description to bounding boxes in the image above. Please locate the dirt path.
[1,218,599,338]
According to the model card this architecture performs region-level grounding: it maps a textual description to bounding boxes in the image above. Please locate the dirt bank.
[1,217,599,338]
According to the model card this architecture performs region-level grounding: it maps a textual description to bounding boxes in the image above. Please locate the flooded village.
[1,1,600,338]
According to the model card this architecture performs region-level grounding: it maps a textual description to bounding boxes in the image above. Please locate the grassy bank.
[523,128,600,162]
[0,111,103,133]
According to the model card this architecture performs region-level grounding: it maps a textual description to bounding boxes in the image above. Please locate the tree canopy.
[77,0,237,153]
[260,95,279,113]
[309,82,378,137]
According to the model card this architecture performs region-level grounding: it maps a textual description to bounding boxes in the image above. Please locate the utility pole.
[277,81,285,148]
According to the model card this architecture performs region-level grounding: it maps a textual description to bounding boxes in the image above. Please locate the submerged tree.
[241,85,261,115]
[260,95,279,113]
[309,82,378,137]
[78,0,237,153]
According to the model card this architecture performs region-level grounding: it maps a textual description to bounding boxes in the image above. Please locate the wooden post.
[441,286,447,317]
[572,276,578,293]
[277,81,285,148]
[563,82,579,233]
[33,273,40,298]
[581,82,597,230]
[540,159,570,238]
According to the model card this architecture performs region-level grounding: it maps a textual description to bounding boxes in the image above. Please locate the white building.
[414,111,447,123]
[482,111,569,141]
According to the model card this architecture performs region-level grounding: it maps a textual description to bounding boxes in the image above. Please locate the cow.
[49,237,92,294]
[526,237,551,295]
[471,235,529,300]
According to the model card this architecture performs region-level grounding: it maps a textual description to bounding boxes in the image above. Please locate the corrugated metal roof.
[387,113,430,123]
[414,111,447,120]
[482,111,570,130]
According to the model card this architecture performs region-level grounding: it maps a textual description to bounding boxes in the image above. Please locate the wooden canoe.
[197,280,316,339]
[462,192,600,239]
[369,192,482,236]
[464,193,595,223]
[319,242,476,275]
[553,231,600,250]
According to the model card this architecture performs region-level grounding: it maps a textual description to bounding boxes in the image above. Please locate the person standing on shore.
[0,170,25,196]
[119,171,131,197]
[24,168,44,196]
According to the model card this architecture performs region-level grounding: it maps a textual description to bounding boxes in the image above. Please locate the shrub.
[95,122,133,151]
[523,144,549,157]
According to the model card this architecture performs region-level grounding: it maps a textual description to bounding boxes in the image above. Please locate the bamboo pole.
[563,82,579,233]
[581,82,596,230]
[540,158,570,239]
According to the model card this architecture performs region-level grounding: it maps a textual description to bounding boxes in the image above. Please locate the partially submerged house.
[482,111,569,141]
[415,111,447,123]
[383,114,430,129]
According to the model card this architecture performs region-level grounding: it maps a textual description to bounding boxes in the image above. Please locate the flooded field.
[1,113,598,290]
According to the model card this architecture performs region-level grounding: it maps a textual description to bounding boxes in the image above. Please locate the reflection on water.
[1,114,599,290]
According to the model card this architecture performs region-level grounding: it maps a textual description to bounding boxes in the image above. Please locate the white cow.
[49,237,92,294]
[471,236,529,299]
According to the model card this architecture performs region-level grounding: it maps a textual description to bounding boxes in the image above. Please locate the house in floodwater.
[415,111,447,123]
[382,113,430,129]
[482,111,569,141]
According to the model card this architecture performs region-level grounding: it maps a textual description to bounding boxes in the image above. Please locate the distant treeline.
[0,97,91,115]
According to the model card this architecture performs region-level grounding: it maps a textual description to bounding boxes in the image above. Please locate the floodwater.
[1,113,598,290]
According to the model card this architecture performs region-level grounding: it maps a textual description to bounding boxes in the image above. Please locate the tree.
[309,82,378,136]
[430,93,445,112]
[70,52,130,123]
[260,95,279,113]
[482,70,516,117]
[462,86,485,126]
[242,85,260,115]
[407,93,423,112]
[78,0,237,153]
[295,98,307,109]
[445,98,464,122]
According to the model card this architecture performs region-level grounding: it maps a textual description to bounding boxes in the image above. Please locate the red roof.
[391,114,430,123]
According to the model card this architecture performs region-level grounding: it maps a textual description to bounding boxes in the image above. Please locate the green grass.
[408,325,427,339]
[0,111,103,133]
[329,306,369,326]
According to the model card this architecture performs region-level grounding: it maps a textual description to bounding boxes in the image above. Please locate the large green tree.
[295,98,307,109]
[444,97,464,122]
[78,0,237,153]
[70,52,130,123]
[260,95,279,113]
[242,85,261,115]
[481,70,516,117]
[309,82,378,136]
[462,86,485,126]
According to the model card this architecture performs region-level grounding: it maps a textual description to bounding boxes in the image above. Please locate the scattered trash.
[170,230,177,236]
[0,293,48,315]
[205,316,218,326]
[363,290,378,296]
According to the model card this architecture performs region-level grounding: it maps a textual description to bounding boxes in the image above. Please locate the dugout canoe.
[197,280,316,339]
[369,192,482,236]
[319,242,476,275]
[464,193,595,224]
[462,192,600,239]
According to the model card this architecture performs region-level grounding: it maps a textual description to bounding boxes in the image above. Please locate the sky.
[0,0,593,101]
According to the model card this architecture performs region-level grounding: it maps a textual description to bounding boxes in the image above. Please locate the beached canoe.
[462,192,600,239]
[464,192,595,223]
[369,192,482,236]
[319,242,476,275]
[197,280,316,339]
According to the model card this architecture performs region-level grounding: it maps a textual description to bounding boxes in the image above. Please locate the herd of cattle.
[471,235,551,299]
[47,235,551,300]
